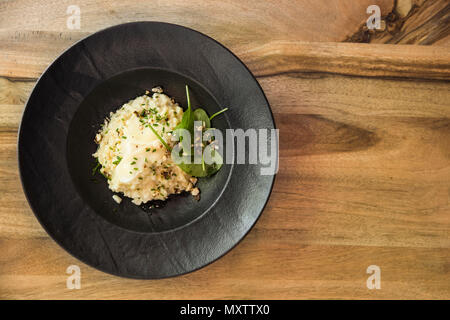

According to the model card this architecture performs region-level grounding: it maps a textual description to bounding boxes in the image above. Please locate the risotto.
[93,87,198,205]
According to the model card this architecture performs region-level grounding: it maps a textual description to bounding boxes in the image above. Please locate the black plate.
[18,22,276,279]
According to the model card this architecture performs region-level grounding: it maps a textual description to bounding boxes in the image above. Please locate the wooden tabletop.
[0,0,449,299]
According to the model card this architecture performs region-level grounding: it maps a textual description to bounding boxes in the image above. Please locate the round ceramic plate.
[18,22,276,279]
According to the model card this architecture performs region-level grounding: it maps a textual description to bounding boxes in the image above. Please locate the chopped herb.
[92,160,101,176]
[112,156,122,165]
[148,124,171,151]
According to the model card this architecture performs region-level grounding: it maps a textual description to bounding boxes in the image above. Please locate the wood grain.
[0,0,449,300]
[2,38,450,80]
[372,0,450,45]
[346,0,450,45]
[0,0,394,37]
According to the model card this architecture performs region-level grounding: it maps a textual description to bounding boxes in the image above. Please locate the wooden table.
[0,0,449,299]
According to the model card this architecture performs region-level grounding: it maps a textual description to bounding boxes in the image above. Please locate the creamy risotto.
[93,87,199,205]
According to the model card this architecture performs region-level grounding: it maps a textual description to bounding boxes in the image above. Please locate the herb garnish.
[170,85,227,177]
[92,159,101,176]
[148,124,171,151]
[209,108,229,121]
[112,156,122,165]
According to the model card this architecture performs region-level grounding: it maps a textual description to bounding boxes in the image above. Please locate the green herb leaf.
[174,85,194,134]
[177,158,222,177]
[193,108,211,129]
[209,108,228,121]
[92,159,101,176]
[148,124,171,152]
[176,145,223,177]
[169,85,226,178]
[112,156,122,165]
